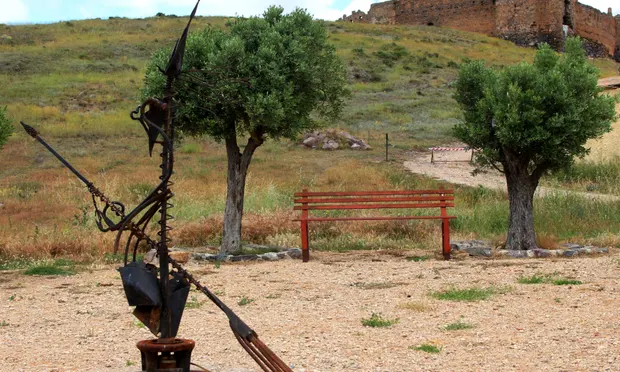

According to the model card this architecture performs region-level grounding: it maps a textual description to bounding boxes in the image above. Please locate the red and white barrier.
[429,147,474,163]
[428,147,470,151]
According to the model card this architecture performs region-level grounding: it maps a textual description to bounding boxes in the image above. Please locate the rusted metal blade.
[165,0,201,77]
[20,121,92,186]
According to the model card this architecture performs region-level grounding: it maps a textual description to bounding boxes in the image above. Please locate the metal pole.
[159,77,174,341]
[385,133,388,162]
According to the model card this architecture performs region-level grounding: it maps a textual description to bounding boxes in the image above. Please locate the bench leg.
[442,219,451,260]
[301,220,309,262]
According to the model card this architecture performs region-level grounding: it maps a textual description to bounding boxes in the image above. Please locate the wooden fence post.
[439,189,451,260]
[301,189,310,262]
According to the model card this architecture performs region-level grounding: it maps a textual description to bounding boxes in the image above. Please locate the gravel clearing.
[1,251,619,371]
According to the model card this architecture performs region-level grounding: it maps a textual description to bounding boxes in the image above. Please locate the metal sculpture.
[20,1,292,371]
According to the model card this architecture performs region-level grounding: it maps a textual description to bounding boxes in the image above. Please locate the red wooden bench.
[293,189,456,262]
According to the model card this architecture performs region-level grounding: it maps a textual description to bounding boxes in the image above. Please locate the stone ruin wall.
[342,0,619,61]
[616,16,620,60]
[573,2,617,57]
[495,0,565,49]
[368,2,396,24]
[392,0,497,35]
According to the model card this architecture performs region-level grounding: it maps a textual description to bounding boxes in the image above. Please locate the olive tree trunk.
[503,153,541,251]
[221,133,263,255]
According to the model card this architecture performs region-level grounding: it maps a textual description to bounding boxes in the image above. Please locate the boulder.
[300,129,371,150]
[322,140,339,150]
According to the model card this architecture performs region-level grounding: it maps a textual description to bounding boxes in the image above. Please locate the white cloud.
[79,6,92,19]
[579,0,619,15]
[0,0,29,24]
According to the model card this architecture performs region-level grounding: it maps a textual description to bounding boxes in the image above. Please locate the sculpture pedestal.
[136,338,195,372]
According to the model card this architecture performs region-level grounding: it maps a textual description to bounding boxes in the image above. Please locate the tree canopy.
[453,37,617,250]
[0,106,12,151]
[454,37,617,178]
[141,6,349,254]
[142,6,348,141]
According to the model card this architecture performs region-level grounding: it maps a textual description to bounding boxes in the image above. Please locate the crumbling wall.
[367,2,396,24]
[342,10,371,23]
[614,15,620,62]
[393,0,497,34]
[574,2,617,56]
[495,0,565,49]
[340,0,618,60]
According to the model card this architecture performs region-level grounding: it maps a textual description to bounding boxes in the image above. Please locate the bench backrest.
[294,189,454,212]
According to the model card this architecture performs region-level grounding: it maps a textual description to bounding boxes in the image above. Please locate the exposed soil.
[1,251,619,371]
[404,148,619,201]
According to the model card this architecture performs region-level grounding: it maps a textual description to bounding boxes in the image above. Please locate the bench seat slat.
[294,202,454,211]
[294,195,454,204]
[294,190,454,197]
[294,216,456,222]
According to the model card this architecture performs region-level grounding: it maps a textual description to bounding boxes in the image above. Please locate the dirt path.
[0,252,619,371]
[404,150,620,201]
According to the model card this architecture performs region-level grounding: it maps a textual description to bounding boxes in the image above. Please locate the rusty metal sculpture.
[20,1,292,371]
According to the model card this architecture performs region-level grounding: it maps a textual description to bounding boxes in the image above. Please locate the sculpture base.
[136,338,195,372]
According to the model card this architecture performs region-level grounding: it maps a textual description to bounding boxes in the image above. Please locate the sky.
[0,0,618,25]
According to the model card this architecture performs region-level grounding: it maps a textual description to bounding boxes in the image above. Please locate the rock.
[191,253,219,261]
[229,255,258,262]
[300,129,370,151]
[286,248,303,259]
[322,140,339,150]
[302,136,320,148]
[262,252,279,261]
[529,249,553,258]
[506,250,529,258]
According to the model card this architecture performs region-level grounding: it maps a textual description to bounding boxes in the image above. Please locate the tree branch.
[240,114,265,170]
[530,162,551,184]
[489,161,505,174]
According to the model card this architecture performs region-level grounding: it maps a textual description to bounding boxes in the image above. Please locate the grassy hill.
[0,16,619,260]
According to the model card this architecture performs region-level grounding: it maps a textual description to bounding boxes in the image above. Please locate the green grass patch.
[517,273,582,286]
[443,320,474,331]
[361,312,399,328]
[430,287,494,302]
[517,274,549,284]
[237,296,255,306]
[406,255,430,262]
[185,296,204,309]
[0,258,33,271]
[23,259,76,276]
[410,344,441,353]
[180,143,201,154]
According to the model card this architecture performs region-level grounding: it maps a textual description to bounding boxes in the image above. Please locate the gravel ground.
[1,250,619,372]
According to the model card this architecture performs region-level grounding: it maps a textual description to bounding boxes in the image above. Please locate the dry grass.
[586,89,620,161]
[1,18,619,261]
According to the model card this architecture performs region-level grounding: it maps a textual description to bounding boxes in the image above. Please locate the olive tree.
[0,106,12,151]
[453,37,617,250]
[143,7,348,254]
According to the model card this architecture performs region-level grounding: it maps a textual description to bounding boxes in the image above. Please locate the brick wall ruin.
[616,16,620,60]
[342,0,619,61]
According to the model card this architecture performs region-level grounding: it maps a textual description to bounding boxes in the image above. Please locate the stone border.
[192,248,302,262]
[451,240,609,258]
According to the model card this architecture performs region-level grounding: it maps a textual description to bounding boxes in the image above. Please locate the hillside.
[1,16,619,258]
[1,17,618,146]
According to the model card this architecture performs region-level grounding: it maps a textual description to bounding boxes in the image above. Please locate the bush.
[0,106,13,150]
